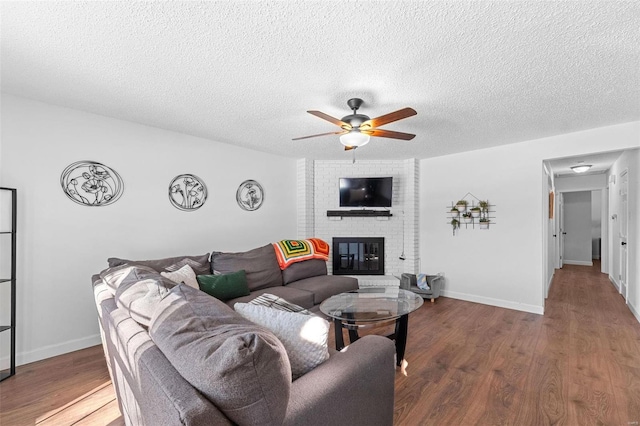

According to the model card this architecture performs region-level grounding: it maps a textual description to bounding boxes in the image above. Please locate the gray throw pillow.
[150,285,291,426]
[114,268,176,327]
[282,259,327,285]
[100,264,158,295]
[107,253,211,275]
[211,244,283,291]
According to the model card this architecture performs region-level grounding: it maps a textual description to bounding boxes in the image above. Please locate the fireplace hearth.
[332,237,385,275]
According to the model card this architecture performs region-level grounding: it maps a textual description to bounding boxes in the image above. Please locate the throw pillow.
[100,264,158,295]
[417,273,430,290]
[249,293,312,315]
[107,253,211,275]
[234,303,330,380]
[150,285,291,426]
[197,270,250,301]
[115,268,176,327]
[161,264,199,289]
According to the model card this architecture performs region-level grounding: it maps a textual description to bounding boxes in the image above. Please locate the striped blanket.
[273,238,330,270]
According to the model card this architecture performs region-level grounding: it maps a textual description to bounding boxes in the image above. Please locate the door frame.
[619,169,629,301]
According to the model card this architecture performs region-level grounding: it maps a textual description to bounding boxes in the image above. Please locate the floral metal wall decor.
[60,161,124,207]
[236,179,264,211]
[169,174,207,211]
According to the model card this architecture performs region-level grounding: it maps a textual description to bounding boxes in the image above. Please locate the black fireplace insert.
[332,237,385,275]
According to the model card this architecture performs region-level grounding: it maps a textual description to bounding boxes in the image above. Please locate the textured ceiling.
[2,1,639,160]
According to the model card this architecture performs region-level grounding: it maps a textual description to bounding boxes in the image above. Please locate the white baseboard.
[546,272,554,299]
[441,290,544,315]
[563,260,593,266]
[0,334,102,369]
[609,275,620,292]
[628,301,640,325]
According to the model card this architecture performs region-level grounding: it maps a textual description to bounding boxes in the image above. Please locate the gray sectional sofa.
[210,243,359,312]
[93,244,395,425]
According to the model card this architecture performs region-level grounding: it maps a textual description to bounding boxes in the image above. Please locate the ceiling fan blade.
[363,128,416,140]
[344,145,356,151]
[359,108,417,130]
[307,111,352,129]
[292,130,347,141]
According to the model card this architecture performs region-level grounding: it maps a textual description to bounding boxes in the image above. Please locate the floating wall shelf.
[327,210,392,218]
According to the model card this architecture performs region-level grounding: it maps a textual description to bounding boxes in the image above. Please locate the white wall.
[420,122,640,315]
[555,173,607,192]
[563,191,592,265]
[0,94,298,365]
[608,148,640,322]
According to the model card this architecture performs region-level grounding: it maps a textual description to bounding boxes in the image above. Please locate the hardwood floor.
[2,262,639,425]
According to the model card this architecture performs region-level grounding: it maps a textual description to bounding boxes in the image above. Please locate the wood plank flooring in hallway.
[1,261,639,425]
[393,261,640,425]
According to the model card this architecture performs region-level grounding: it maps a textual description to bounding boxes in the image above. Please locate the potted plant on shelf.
[451,218,460,235]
[478,200,489,214]
[470,206,481,218]
[455,200,468,212]
[462,212,473,224]
[450,207,459,216]
[479,217,490,229]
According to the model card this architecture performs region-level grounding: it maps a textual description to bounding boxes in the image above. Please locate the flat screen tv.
[339,177,393,208]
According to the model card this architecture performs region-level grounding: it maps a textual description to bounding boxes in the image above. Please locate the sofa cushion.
[286,275,359,305]
[197,270,250,301]
[108,253,211,275]
[161,264,199,289]
[115,268,176,327]
[226,285,315,309]
[282,259,327,285]
[149,285,291,426]
[211,244,283,291]
[235,303,330,380]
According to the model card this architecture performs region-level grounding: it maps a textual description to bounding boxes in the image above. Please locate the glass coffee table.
[319,288,423,367]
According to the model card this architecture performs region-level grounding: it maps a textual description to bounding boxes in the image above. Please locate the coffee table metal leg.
[394,314,409,367]
[334,318,345,351]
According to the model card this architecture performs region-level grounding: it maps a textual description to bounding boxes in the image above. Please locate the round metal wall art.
[169,174,207,211]
[60,161,124,207]
[236,179,264,211]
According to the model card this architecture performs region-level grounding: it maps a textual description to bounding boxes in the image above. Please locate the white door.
[558,193,564,268]
[619,170,628,300]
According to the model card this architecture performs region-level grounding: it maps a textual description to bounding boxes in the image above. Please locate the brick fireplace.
[296,158,419,277]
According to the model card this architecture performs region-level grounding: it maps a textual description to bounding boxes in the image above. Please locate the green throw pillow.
[197,270,250,301]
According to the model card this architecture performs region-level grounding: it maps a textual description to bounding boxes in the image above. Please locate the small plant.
[451,218,460,235]
[462,212,473,223]
[470,206,481,218]
[450,207,459,216]
[455,200,468,211]
[479,217,489,223]
[479,217,490,229]
[478,200,489,212]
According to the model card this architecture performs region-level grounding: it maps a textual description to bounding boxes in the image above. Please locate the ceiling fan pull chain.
[352,146,357,164]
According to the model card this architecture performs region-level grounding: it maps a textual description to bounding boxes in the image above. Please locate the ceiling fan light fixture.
[571,165,592,173]
[339,129,370,147]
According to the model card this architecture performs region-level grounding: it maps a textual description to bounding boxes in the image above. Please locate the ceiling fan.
[292,98,417,150]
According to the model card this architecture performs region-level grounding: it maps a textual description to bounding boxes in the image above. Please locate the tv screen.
[339,177,393,208]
